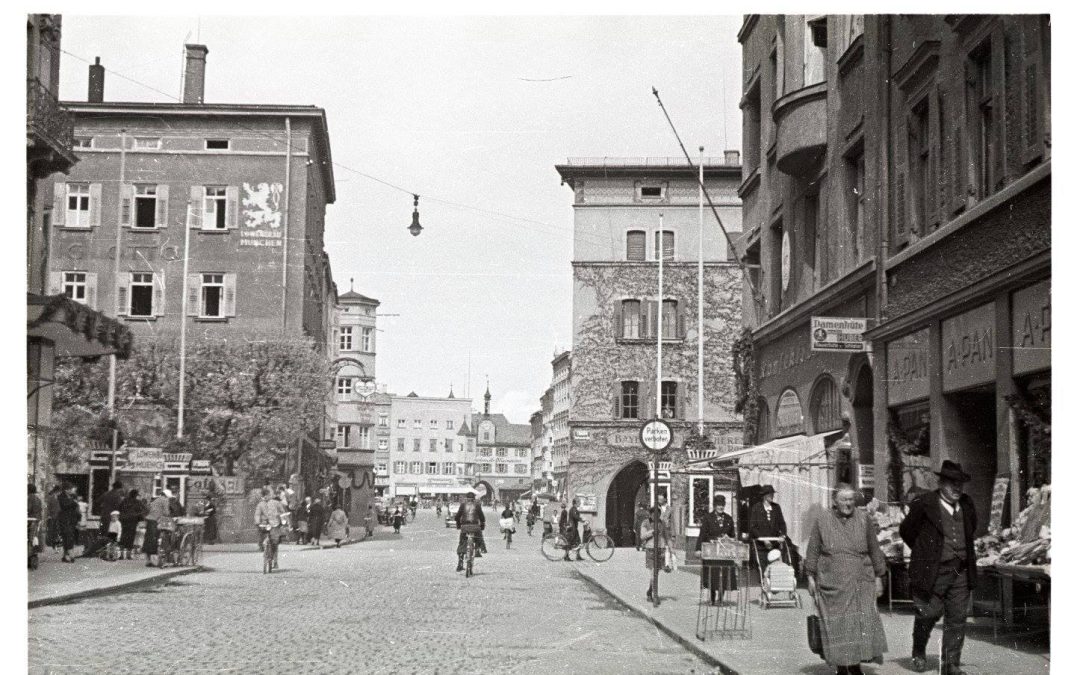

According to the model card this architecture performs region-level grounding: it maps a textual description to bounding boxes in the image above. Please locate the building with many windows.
[468,386,533,504]
[549,350,572,493]
[737,15,1050,539]
[386,391,474,500]
[555,157,745,547]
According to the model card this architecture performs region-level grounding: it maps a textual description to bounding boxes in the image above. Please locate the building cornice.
[571,261,741,269]
[738,14,760,44]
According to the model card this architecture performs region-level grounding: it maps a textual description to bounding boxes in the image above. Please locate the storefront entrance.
[605,461,648,547]
[943,388,998,529]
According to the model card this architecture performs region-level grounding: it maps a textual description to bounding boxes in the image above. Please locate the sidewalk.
[28,545,211,608]
[572,550,1049,675]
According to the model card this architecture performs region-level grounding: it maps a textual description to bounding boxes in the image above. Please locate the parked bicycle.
[157,527,180,568]
[541,521,614,562]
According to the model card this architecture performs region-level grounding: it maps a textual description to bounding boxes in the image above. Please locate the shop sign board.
[190,460,213,475]
[810,316,869,352]
[186,475,244,496]
[887,328,930,406]
[774,389,804,438]
[575,493,598,513]
[941,303,996,393]
[1012,280,1051,376]
[857,464,875,489]
[123,447,164,473]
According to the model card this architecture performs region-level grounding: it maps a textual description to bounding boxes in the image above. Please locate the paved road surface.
[29,509,712,674]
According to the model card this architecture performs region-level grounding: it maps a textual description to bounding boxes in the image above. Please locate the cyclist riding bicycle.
[454,492,487,571]
[409,498,418,520]
[254,488,287,558]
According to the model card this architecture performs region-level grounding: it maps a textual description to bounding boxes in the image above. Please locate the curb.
[29,565,205,609]
[572,567,737,675]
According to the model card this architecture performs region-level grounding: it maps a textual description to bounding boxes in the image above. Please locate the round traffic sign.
[640,419,673,452]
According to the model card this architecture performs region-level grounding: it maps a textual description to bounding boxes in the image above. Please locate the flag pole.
[653,211,664,607]
[697,146,705,437]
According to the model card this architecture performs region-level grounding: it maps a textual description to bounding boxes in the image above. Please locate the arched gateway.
[604,461,649,547]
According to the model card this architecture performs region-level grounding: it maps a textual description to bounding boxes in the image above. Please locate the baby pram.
[753,537,802,609]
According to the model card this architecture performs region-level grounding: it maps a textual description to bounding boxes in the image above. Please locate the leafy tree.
[50,334,331,476]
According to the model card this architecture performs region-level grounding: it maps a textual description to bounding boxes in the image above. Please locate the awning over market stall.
[721,431,845,555]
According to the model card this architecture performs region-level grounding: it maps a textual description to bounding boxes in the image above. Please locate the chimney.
[182,44,209,104]
[88,57,104,103]
[724,150,741,165]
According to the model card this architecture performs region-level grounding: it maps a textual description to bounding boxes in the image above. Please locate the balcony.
[26,77,77,177]
[772,82,827,176]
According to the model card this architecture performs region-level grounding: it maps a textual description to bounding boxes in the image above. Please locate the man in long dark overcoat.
[899,461,977,674]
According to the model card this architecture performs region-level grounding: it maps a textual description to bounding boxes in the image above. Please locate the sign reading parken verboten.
[810,316,869,352]
[640,419,673,451]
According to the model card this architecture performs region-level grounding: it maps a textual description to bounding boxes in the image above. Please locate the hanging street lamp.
[408,194,423,237]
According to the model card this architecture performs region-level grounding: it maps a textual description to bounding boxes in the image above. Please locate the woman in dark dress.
[118,489,147,559]
[200,498,218,545]
[695,496,737,604]
[57,483,81,562]
[309,498,325,545]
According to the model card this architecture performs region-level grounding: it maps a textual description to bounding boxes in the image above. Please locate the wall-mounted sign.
[781,230,791,292]
[857,464,875,489]
[640,419,673,452]
[239,182,284,248]
[572,429,590,440]
[775,389,804,438]
[1012,280,1051,376]
[190,460,213,475]
[810,316,869,352]
[575,493,598,513]
[942,303,996,393]
[123,447,164,473]
[887,328,930,406]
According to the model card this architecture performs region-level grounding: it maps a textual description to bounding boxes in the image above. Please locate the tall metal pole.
[108,131,127,485]
[177,203,193,439]
[653,212,664,607]
[697,146,705,436]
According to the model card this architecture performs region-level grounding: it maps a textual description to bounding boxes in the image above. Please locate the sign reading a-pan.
[810,316,869,352]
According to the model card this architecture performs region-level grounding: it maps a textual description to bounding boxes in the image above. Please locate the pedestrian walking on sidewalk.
[559,499,583,561]
[696,496,737,605]
[142,489,173,566]
[392,507,404,534]
[633,502,650,551]
[45,485,61,551]
[364,505,375,538]
[640,506,671,603]
[296,496,312,545]
[118,489,146,559]
[56,483,80,562]
[200,497,219,545]
[899,461,977,675]
[326,504,349,547]
[309,497,325,546]
[805,483,888,674]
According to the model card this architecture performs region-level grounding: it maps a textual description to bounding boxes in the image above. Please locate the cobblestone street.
[29,510,712,674]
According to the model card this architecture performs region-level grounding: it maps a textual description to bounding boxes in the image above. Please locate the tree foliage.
[51,334,331,475]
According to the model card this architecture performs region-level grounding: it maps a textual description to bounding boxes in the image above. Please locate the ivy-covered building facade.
[736,15,1050,536]
[555,157,745,549]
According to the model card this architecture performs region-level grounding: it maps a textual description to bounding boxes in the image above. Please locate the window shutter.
[52,185,66,227]
[1021,22,1044,164]
[153,278,165,317]
[627,231,645,261]
[951,121,965,215]
[644,380,656,419]
[116,282,128,316]
[90,183,103,228]
[156,184,169,227]
[188,186,205,229]
[676,300,686,339]
[645,301,658,339]
[895,171,907,247]
[186,275,200,317]
[225,186,239,229]
[675,382,686,420]
[47,272,62,296]
[613,382,622,419]
[928,94,942,231]
[613,301,624,339]
[223,273,237,317]
[85,273,98,310]
[119,184,133,227]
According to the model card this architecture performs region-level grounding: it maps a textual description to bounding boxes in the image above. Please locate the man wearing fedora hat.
[899,460,977,674]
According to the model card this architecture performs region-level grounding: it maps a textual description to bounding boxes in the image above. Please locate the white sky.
[54,14,744,423]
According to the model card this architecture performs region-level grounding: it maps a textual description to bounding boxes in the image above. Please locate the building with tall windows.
[469,386,533,504]
[386,392,475,500]
[555,157,745,548]
[737,15,1050,538]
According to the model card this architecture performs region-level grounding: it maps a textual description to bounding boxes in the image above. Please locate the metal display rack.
[696,539,752,640]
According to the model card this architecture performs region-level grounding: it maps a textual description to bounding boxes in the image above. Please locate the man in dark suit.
[696,495,737,604]
[899,461,977,675]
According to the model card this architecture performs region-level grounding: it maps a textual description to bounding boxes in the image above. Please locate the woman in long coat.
[640,507,671,604]
[695,496,737,604]
[56,484,81,562]
[118,489,147,559]
[325,505,349,547]
[805,484,888,675]
[309,498,325,545]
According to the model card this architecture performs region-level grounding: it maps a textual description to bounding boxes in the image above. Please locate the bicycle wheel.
[157,535,167,568]
[586,533,615,562]
[178,533,193,565]
[263,536,273,574]
[465,537,474,578]
[540,534,564,562]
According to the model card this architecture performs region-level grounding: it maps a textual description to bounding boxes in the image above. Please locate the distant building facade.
[471,386,534,504]
[387,392,474,500]
[549,351,572,493]
[555,157,745,547]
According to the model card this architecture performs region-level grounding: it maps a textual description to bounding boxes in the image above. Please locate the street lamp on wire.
[408,194,423,237]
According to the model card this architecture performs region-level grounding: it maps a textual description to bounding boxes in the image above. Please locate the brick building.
[737,15,1050,536]
[555,157,745,548]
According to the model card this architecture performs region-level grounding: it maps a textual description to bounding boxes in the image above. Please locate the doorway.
[605,461,648,547]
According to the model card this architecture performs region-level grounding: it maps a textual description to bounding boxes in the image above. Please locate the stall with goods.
[975,484,1051,573]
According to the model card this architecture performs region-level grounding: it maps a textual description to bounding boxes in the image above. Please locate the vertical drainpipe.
[878,16,892,321]
[282,116,291,332]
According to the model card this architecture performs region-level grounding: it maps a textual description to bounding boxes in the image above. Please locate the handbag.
[806,614,823,656]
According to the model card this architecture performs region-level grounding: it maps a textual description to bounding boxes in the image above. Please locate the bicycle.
[261,525,279,574]
[156,527,180,568]
[541,523,614,562]
[461,523,482,577]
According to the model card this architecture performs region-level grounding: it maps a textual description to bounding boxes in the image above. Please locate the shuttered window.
[653,230,675,261]
[626,230,646,261]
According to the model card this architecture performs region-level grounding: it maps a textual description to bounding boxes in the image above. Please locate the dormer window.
[639,185,663,199]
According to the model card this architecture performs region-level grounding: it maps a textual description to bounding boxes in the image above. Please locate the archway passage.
[605,461,648,547]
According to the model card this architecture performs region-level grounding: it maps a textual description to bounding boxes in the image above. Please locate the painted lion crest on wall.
[242,182,283,229]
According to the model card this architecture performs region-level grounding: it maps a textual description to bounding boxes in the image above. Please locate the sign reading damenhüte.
[810,316,868,352]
